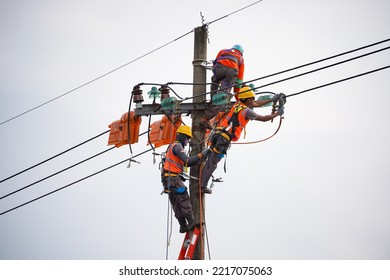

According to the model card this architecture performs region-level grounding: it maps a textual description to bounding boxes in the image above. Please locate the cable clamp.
[127,156,141,168]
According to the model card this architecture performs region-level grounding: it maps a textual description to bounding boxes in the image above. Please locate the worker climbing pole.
[189,24,208,260]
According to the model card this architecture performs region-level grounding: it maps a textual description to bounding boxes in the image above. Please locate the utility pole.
[190,24,208,260]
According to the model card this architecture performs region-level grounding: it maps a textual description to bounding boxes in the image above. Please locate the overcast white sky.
[0,0,389,260]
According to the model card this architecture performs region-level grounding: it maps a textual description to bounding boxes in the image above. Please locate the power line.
[1,65,388,216]
[207,0,264,25]
[251,45,390,92]
[0,129,110,183]
[245,38,390,86]
[0,148,153,216]
[286,65,390,98]
[170,38,390,101]
[0,30,195,127]
[2,41,388,188]
[0,1,264,127]
[0,129,148,184]
[0,147,115,200]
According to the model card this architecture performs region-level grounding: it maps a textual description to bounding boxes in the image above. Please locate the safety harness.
[210,102,247,154]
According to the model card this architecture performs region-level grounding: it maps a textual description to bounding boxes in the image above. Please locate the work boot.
[201,187,212,194]
[185,216,200,232]
[178,217,188,233]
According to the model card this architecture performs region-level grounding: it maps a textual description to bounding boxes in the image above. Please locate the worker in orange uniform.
[162,125,210,233]
[200,44,245,130]
[200,86,286,193]
[210,44,245,98]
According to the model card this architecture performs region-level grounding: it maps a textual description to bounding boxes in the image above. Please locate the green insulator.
[161,96,177,110]
[212,92,228,105]
[249,83,258,92]
[148,86,161,99]
[257,94,273,107]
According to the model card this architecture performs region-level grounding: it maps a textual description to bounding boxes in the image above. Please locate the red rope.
[232,116,283,145]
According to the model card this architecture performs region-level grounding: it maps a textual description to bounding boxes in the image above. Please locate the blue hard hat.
[232,44,244,55]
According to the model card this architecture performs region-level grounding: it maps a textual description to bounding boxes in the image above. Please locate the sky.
[0,0,389,260]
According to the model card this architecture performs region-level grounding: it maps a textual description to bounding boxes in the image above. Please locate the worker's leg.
[221,67,238,94]
[201,151,223,188]
[211,63,229,97]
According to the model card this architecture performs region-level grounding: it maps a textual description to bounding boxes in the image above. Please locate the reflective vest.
[220,102,250,142]
[163,142,184,174]
[215,49,243,71]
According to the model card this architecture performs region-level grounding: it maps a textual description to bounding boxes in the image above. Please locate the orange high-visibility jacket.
[214,48,245,81]
[220,102,250,142]
[163,142,185,174]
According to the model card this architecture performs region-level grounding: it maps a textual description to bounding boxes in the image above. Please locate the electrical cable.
[233,64,390,145]
[244,38,390,86]
[0,129,149,184]
[286,64,390,98]
[251,45,390,93]
[0,147,115,200]
[0,0,266,128]
[165,198,173,260]
[0,32,195,127]
[179,42,390,101]
[2,43,389,216]
[0,148,153,216]
[207,0,264,25]
[0,129,110,183]
[1,65,388,216]
[152,38,390,95]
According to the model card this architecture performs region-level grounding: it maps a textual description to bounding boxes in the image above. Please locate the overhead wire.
[250,45,390,93]
[175,38,390,101]
[207,0,264,25]
[0,32,195,127]
[0,129,149,184]
[3,39,386,185]
[2,64,388,217]
[286,65,390,98]
[0,129,110,183]
[1,39,389,216]
[0,0,266,128]
[0,147,115,200]
[0,148,154,216]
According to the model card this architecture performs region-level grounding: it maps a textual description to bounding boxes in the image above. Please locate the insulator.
[211,92,228,105]
[132,85,144,103]
[148,86,161,99]
[257,94,273,108]
[249,83,258,92]
[159,85,170,100]
[161,96,177,110]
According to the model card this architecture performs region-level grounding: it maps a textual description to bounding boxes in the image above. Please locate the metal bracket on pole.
[134,102,209,116]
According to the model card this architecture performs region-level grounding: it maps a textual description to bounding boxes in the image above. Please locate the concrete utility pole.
[190,25,208,260]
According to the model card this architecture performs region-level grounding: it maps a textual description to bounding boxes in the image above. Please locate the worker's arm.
[252,98,273,108]
[173,145,208,167]
[245,108,281,122]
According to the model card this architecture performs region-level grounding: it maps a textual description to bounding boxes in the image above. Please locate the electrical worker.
[200,44,245,130]
[162,125,210,233]
[201,86,286,193]
[210,44,245,98]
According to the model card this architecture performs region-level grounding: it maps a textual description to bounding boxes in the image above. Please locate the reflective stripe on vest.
[163,142,184,174]
[220,102,250,141]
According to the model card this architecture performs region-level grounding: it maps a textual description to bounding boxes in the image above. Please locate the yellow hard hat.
[237,86,255,100]
[176,125,192,138]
